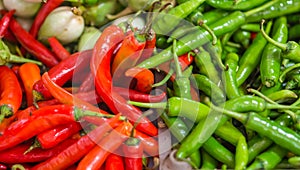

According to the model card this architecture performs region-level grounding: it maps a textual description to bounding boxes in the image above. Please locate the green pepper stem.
[209,103,247,124]
[260,19,287,51]
[152,69,174,87]
[131,109,154,137]
[8,54,42,65]
[199,20,217,45]
[244,0,279,17]
[24,139,41,155]
[279,63,300,83]
[248,88,297,120]
[11,164,26,170]
[74,107,125,121]
[172,40,183,78]
[128,100,167,109]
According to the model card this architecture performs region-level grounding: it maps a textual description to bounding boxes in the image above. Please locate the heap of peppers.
[0,0,300,169]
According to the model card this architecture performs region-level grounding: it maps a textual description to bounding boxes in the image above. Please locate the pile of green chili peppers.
[128,0,300,169]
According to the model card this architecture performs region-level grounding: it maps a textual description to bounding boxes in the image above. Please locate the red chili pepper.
[91,24,158,136]
[0,137,78,164]
[3,28,18,43]
[0,114,16,135]
[137,29,156,63]
[77,121,132,170]
[74,90,102,105]
[35,121,82,149]
[122,123,143,170]
[0,66,22,122]
[125,67,154,93]
[105,153,125,170]
[77,72,94,93]
[0,10,15,38]
[29,0,64,38]
[0,104,109,151]
[41,72,105,112]
[9,19,59,67]
[32,49,92,102]
[122,138,143,170]
[134,130,158,156]
[48,36,71,61]
[114,86,166,103]
[19,63,41,107]
[0,163,6,170]
[111,31,146,75]
[31,114,122,170]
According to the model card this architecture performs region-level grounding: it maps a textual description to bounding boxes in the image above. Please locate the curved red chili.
[0,137,77,163]
[90,24,158,136]
[31,115,122,170]
[32,49,92,102]
[77,121,132,170]
[0,9,15,38]
[48,36,71,61]
[0,66,22,122]
[29,0,64,38]
[9,19,59,68]
[36,121,82,149]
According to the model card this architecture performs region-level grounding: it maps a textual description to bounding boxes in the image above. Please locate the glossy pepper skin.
[0,66,22,122]
[9,19,59,68]
[90,24,157,136]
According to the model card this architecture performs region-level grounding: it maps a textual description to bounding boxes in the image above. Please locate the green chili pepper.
[205,0,269,11]
[160,112,201,168]
[214,121,243,146]
[260,16,288,88]
[210,104,300,155]
[233,29,251,48]
[247,144,288,170]
[188,9,229,26]
[192,74,226,105]
[261,19,300,63]
[267,89,298,103]
[172,40,192,99]
[137,11,247,69]
[152,0,205,35]
[200,149,218,170]
[246,0,300,22]
[155,35,170,49]
[236,20,272,86]
[240,23,260,32]
[223,52,241,99]
[202,136,235,168]
[235,136,248,170]
[204,39,226,70]
[288,156,300,167]
[194,47,221,86]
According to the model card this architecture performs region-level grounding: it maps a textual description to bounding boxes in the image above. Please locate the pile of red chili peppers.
[0,0,300,169]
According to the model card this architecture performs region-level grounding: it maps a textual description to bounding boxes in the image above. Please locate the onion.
[3,0,41,18]
[38,6,85,45]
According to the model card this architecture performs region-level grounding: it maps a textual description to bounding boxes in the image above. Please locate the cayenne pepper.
[90,24,158,136]
[0,66,22,123]
[9,19,59,68]
[0,9,15,38]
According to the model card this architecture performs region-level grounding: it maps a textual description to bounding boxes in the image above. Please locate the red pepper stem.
[260,19,287,51]
[0,105,12,122]
[11,164,25,170]
[128,101,167,109]
[0,40,42,65]
[24,139,41,155]
[73,107,116,121]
